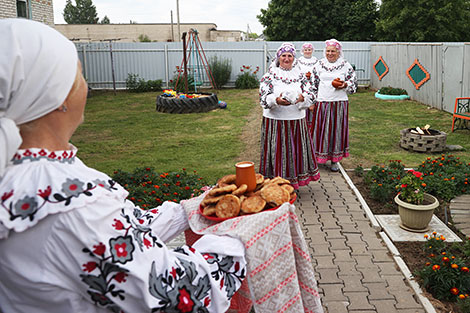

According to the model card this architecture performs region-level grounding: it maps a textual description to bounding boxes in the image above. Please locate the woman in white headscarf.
[0,19,246,313]
[259,42,320,188]
[309,39,357,172]
[297,42,318,74]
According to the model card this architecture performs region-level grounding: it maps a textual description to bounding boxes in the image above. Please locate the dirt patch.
[237,96,262,168]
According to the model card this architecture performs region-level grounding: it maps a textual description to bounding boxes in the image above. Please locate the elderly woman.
[297,42,318,74]
[259,42,320,188]
[0,19,246,313]
[309,39,357,172]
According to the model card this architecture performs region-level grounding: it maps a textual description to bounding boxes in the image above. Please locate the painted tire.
[375,92,410,100]
[156,93,219,114]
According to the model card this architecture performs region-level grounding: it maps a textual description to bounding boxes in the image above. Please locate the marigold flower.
[425,262,431,266]
[432,264,440,271]
[451,264,459,269]
[421,183,426,187]
[430,253,435,257]
[459,294,466,300]
[424,234,429,239]
[451,287,459,295]
[442,257,450,263]
[432,231,437,235]
[461,267,469,273]
[442,252,446,255]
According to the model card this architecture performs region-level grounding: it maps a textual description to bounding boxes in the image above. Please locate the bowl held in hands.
[332,78,344,89]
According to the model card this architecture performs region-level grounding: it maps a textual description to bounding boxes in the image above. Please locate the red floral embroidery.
[83,261,98,272]
[204,297,211,306]
[112,219,124,230]
[37,186,52,199]
[1,190,13,201]
[23,150,32,156]
[170,267,177,278]
[38,149,47,156]
[114,243,128,258]
[177,287,194,313]
[114,272,127,283]
[144,238,152,249]
[93,243,106,256]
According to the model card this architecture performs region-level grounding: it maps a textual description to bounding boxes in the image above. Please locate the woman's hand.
[295,93,305,103]
[308,104,315,112]
[276,94,291,106]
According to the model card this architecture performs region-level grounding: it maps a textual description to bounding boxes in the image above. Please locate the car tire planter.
[156,93,219,114]
[375,92,410,100]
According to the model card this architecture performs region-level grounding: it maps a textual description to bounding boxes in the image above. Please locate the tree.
[376,0,470,42]
[257,0,378,41]
[100,15,110,24]
[63,0,99,24]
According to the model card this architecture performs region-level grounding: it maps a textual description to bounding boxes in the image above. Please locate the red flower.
[150,209,158,214]
[93,243,106,256]
[177,287,194,312]
[82,261,97,272]
[401,184,407,188]
[114,272,127,283]
[185,186,190,190]
[114,243,128,258]
[170,267,177,278]
[1,190,13,201]
[204,297,211,307]
[144,238,152,249]
[432,264,440,271]
[462,267,469,273]
[442,256,450,263]
[451,287,459,295]
[113,219,124,230]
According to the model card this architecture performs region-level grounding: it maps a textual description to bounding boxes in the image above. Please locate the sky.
[53,0,271,35]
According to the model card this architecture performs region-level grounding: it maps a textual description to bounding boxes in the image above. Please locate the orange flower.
[442,256,450,263]
[424,234,429,239]
[432,264,440,271]
[425,262,431,266]
[422,183,426,187]
[462,267,469,273]
[451,287,459,295]
[459,294,466,300]
[451,264,459,269]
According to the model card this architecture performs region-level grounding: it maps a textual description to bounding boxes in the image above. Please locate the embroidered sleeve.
[311,66,320,99]
[71,199,246,313]
[345,64,357,95]
[259,73,277,109]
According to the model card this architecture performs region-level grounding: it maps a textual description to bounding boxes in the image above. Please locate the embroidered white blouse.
[0,147,246,313]
[312,57,357,102]
[259,61,314,120]
[297,56,318,75]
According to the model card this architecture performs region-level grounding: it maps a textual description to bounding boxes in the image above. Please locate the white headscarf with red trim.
[0,19,78,177]
[323,38,344,58]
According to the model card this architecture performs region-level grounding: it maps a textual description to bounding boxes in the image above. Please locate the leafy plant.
[235,65,259,89]
[396,169,425,204]
[111,167,208,209]
[170,66,197,93]
[138,34,151,42]
[208,56,232,89]
[364,160,405,203]
[416,233,470,302]
[378,86,408,95]
[126,73,162,92]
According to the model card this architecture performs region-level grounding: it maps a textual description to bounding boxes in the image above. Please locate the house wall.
[0,0,54,26]
[54,23,242,42]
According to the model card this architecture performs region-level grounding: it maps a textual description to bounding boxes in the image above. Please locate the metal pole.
[170,10,174,42]
[182,32,188,94]
[109,40,116,95]
[164,44,169,89]
[176,0,181,42]
[82,45,88,82]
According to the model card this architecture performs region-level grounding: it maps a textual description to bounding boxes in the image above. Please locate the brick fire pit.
[400,128,447,152]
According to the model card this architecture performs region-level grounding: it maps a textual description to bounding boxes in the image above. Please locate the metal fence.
[75,41,373,90]
[370,43,470,113]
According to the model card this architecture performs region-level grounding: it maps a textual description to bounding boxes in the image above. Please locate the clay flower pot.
[394,193,439,232]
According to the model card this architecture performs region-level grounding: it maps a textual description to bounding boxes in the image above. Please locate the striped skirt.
[259,117,320,189]
[310,100,350,164]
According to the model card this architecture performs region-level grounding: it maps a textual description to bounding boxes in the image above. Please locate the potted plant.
[394,169,439,232]
[375,86,410,100]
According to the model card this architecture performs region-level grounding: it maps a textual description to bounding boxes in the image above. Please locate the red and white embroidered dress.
[0,147,246,313]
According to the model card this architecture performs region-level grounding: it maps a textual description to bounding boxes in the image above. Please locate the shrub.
[364,160,405,203]
[126,73,162,92]
[416,233,470,302]
[138,34,151,42]
[208,56,232,89]
[378,86,408,95]
[235,65,259,89]
[170,66,197,93]
[111,167,208,209]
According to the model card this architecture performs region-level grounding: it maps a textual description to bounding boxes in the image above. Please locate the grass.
[73,88,470,184]
[73,89,259,184]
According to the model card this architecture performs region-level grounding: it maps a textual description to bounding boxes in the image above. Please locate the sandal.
[330,162,339,172]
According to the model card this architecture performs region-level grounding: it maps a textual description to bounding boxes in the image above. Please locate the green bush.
[138,34,151,42]
[126,73,162,92]
[235,65,259,89]
[112,167,208,209]
[364,160,405,203]
[378,86,408,95]
[208,56,232,89]
[170,67,197,93]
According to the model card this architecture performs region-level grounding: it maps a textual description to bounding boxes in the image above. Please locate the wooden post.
[182,32,188,94]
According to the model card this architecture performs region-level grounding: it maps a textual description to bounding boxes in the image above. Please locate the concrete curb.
[340,163,437,313]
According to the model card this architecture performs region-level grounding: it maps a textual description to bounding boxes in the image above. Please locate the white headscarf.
[301,43,314,56]
[0,19,78,176]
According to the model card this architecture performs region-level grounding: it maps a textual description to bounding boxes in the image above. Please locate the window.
[16,0,29,18]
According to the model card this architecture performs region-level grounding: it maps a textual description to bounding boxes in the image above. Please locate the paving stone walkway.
[296,167,426,313]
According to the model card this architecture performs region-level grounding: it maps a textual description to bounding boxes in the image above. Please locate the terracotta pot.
[394,193,439,232]
[235,161,257,192]
[332,78,344,88]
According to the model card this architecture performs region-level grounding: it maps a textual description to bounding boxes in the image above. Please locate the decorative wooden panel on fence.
[406,58,430,90]
[373,56,389,81]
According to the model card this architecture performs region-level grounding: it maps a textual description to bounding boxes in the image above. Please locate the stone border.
[375,92,410,100]
[339,163,437,313]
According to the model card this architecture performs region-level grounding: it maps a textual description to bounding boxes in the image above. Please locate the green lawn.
[72,88,470,183]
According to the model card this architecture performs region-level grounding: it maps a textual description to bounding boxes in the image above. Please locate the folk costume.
[297,43,318,74]
[0,19,246,313]
[309,39,357,165]
[259,43,320,189]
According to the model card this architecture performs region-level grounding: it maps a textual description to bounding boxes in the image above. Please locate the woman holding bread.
[309,39,357,172]
[0,19,246,313]
[259,42,320,189]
